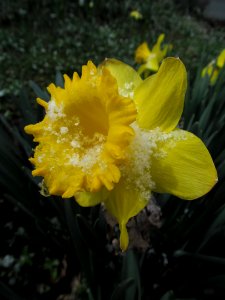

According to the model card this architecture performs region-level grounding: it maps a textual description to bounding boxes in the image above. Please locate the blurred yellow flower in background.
[202,49,225,85]
[135,34,172,76]
[129,10,143,20]
[25,58,217,251]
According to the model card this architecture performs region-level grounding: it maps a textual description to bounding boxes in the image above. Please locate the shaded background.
[1,0,225,97]
[1,0,225,299]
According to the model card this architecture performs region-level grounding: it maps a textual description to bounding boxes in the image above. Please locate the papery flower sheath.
[135,34,172,76]
[25,57,218,251]
[202,49,225,85]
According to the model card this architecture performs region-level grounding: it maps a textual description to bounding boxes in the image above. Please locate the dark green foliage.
[1,59,225,299]
[1,1,225,299]
[0,0,225,97]
[0,80,138,299]
[110,278,135,300]
[145,66,225,299]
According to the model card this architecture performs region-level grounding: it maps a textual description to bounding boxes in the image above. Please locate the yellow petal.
[151,129,218,200]
[129,10,143,20]
[135,42,151,63]
[137,55,159,75]
[100,58,142,99]
[152,33,171,62]
[210,69,219,85]
[202,62,214,77]
[75,187,110,207]
[201,65,210,78]
[24,120,46,137]
[104,180,149,251]
[152,33,165,57]
[119,222,129,252]
[36,97,48,109]
[134,57,187,132]
[47,83,65,106]
[50,169,84,197]
[145,54,159,71]
[201,62,219,85]
[26,61,137,195]
[217,49,225,68]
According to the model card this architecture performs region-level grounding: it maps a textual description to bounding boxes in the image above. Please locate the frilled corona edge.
[25,57,218,251]
[25,61,137,195]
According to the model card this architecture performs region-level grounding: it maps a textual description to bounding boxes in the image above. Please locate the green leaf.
[206,275,225,288]
[55,71,64,88]
[198,95,216,133]
[110,278,135,300]
[217,159,225,179]
[185,113,195,131]
[196,203,225,251]
[76,214,99,251]
[188,121,202,138]
[160,290,176,300]
[29,80,50,101]
[17,87,38,124]
[0,281,23,300]
[63,200,94,287]
[121,250,141,300]
[174,250,225,266]
[0,115,32,156]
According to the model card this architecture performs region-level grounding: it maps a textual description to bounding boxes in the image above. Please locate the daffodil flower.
[129,10,143,20]
[135,34,172,76]
[202,49,225,85]
[25,57,217,251]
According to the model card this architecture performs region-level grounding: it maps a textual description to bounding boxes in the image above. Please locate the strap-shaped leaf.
[110,278,135,300]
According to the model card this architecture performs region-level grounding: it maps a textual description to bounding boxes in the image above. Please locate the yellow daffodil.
[217,49,225,68]
[202,49,225,85]
[135,34,172,76]
[25,57,217,251]
[129,10,143,20]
